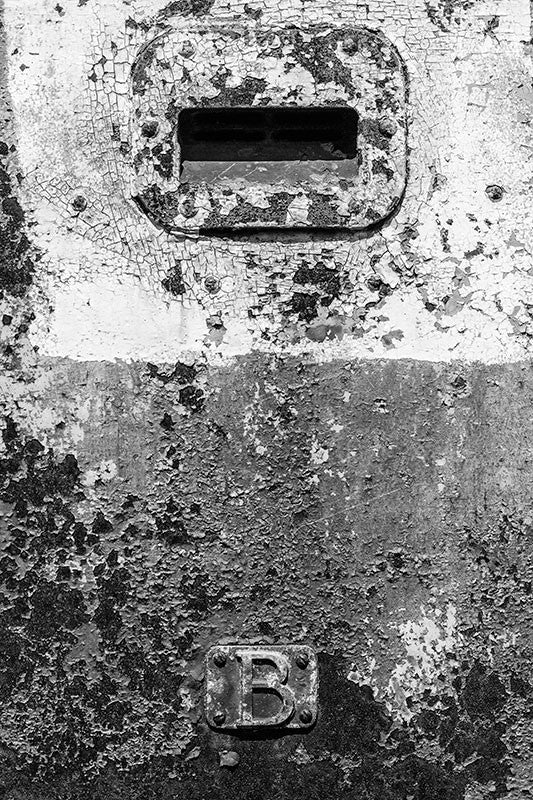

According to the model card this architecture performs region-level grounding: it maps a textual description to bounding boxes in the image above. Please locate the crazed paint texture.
[0,0,532,798]
[129,23,408,231]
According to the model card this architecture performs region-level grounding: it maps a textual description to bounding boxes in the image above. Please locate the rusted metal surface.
[1,0,533,798]
[205,645,318,730]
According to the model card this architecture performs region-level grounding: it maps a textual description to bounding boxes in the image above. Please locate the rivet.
[180,41,195,58]
[486,184,504,202]
[213,651,226,667]
[342,36,358,55]
[141,120,159,138]
[204,276,221,295]
[181,199,196,218]
[71,195,87,213]
[299,708,313,725]
[213,710,226,726]
[378,116,398,138]
[295,652,309,669]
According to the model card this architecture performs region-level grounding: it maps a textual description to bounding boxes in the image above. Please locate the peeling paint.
[0,0,533,797]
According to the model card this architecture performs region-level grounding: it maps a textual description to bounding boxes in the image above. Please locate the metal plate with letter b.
[205,645,318,731]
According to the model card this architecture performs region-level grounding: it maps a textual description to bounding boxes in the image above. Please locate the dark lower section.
[0,355,531,798]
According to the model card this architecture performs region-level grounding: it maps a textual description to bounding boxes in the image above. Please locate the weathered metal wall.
[0,0,532,798]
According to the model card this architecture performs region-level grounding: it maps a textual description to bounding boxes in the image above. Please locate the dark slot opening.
[178,106,357,164]
[194,130,266,143]
[271,128,341,142]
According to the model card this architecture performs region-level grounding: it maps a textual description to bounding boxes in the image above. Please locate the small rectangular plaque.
[205,645,318,731]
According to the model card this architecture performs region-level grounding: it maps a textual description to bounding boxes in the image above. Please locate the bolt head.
[342,36,358,55]
[378,116,398,138]
[180,42,195,58]
[181,199,197,218]
[213,710,226,726]
[299,708,313,725]
[72,195,87,213]
[486,184,504,202]
[295,652,309,669]
[141,120,159,138]
[213,651,227,668]
[204,276,221,295]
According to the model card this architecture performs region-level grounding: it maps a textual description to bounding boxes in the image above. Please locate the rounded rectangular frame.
[130,23,408,232]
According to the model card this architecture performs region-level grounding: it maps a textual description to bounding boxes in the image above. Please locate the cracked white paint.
[81,460,118,487]
[2,0,533,364]
[387,604,464,722]
[349,604,465,722]
[310,439,329,465]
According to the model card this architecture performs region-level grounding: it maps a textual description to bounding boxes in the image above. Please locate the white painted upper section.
[4,0,533,363]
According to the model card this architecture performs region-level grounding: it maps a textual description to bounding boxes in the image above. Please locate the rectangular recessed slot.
[132,23,408,231]
[178,106,358,167]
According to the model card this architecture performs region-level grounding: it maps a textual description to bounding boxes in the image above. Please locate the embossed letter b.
[234,648,296,728]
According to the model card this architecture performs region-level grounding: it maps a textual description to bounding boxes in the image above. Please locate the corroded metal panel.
[1,0,533,798]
